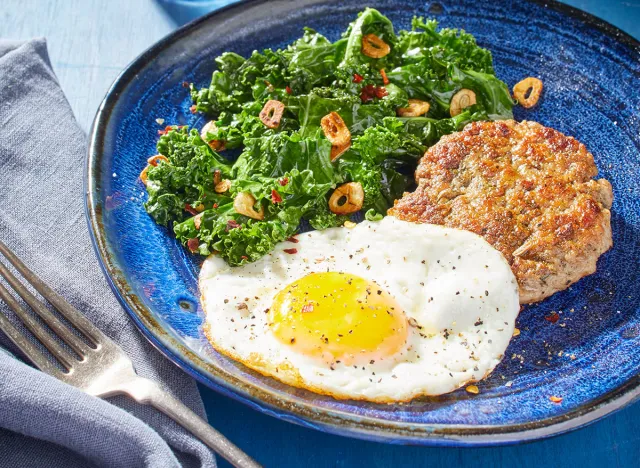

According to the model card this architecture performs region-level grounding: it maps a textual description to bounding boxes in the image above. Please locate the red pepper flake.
[287,236,299,243]
[226,220,241,231]
[301,303,314,313]
[187,238,199,252]
[545,312,560,323]
[241,255,248,260]
[283,248,298,255]
[380,69,389,85]
[278,177,289,186]
[549,396,563,403]
[181,81,190,88]
[285,86,292,95]
[352,73,364,83]
[360,86,374,102]
[271,189,282,204]
[157,125,174,136]
[360,84,388,103]
[184,204,199,216]
[189,105,197,114]
[213,203,219,209]
[375,86,388,99]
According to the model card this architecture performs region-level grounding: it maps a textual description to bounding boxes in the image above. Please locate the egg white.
[199,217,519,402]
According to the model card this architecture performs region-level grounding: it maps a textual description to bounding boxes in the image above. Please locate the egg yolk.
[269,272,408,364]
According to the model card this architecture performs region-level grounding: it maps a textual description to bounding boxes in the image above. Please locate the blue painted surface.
[6,0,640,466]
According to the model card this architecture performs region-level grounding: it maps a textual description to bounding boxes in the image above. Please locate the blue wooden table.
[4,1,639,466]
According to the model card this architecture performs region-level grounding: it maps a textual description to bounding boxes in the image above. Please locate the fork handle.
[125,378,261,468]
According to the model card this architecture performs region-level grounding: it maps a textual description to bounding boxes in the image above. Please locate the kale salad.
[141,8,514,266]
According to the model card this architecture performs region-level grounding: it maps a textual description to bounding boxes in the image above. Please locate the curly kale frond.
[145,8,514,265]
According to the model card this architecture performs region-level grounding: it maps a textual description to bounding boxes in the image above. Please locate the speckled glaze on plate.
[85,0,640,445]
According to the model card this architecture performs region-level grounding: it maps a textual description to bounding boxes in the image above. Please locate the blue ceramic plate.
[86,0,640,445]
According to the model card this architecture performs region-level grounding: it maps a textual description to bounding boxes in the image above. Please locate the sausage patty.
[390,120,613,303]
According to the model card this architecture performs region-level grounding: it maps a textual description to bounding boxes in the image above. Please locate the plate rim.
[85,0,640,445]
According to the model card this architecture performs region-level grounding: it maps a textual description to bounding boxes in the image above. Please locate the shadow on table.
[200,384,640,468]
[155,0,241,27]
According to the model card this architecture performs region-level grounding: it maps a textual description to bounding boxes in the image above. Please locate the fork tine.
[0,259,91,356]
[0,281,76,370]
[0,240,102,345]
[0,307,64,377]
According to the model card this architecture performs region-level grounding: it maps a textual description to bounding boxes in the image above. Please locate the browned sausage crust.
[390,120,613,303]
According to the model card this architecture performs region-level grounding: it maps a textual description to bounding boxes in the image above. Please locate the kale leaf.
[145,8,516,266]
[145,127,232,226]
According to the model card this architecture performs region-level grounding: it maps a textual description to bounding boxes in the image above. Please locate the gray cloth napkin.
[0,39,216,468]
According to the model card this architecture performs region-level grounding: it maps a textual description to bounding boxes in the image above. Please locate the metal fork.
[0,240,260,468]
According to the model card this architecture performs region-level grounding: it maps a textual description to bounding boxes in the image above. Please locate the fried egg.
[199,217,519,402]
